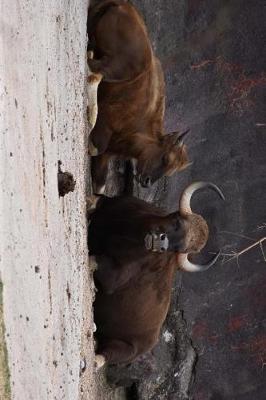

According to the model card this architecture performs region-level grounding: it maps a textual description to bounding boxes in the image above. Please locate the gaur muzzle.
[144,232,169,252]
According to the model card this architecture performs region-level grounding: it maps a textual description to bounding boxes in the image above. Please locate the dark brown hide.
[88,194,207,364]
[94,253,176,364]
[87,0,189,192]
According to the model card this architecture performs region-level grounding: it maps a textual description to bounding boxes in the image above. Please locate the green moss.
[0,280,11,399]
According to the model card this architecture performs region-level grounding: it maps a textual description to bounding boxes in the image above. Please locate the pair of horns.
[177,182,225,272]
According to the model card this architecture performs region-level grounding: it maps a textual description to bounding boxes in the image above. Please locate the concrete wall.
[0,1,98,399]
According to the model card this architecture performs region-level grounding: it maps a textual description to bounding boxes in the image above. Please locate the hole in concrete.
[57,160,76,197]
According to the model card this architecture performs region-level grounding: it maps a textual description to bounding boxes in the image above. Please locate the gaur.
[87,181,225,365]
[87,0,190,193]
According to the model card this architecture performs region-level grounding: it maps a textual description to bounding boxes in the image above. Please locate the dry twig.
[217,237,266,268]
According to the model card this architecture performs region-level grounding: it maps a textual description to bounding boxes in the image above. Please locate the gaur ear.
[179,160,193,171]
[167,129,190,145]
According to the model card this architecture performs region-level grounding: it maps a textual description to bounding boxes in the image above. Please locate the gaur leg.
[93,256,116,293]
[87,56,127,82]
[91,153,111,194]
[97,339,137,365]
[88,108,113,193]
[86,194,102,220]
[87,6,129,83]
[88,113,113,156]
[87,193,110,215]
[88,2,149,82]
[87,194,101,210]
[87,51,102,132]
[94,255,141,294]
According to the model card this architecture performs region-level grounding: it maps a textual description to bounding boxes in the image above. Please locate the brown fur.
[94,253,176,364]
[88,194,209,364]
[87,0,189,192]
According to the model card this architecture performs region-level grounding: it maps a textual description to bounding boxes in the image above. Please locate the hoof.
[89,255,98,271]
[88,138,99,156]
[87,50,94,60]
[87,73,102,131]
[93,185,106,195]
[87,195,100,210]
[87,105,98,133]
[94,354,106,370]
[87,73,102,85]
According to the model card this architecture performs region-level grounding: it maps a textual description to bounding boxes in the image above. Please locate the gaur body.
[87,0,189,192]
[94,253,176,364]
[88,183,224,364]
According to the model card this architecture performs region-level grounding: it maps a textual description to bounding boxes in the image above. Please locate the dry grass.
[216,227,266,269]
[0,281,11,400]
[221,237,266,268]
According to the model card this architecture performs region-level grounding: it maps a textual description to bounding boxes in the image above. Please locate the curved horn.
[168,129,190,145]
[177,251,221,272]
[179,181,225,215]
[176,128,190,144]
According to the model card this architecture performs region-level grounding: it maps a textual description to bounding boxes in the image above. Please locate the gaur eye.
[161,233,166,240]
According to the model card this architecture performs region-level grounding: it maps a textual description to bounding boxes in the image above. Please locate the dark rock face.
[102,0,266,398]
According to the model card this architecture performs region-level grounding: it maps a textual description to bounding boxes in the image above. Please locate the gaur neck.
[119,132,163,160]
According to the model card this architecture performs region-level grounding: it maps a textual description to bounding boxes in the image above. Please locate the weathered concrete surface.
[0,1,100,399]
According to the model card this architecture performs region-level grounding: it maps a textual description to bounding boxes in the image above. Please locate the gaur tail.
[87,0,126,39]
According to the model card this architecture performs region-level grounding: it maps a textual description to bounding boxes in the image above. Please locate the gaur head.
[135,130,190,188]
[144,181,225,271]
